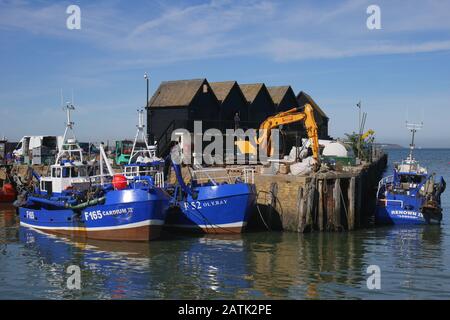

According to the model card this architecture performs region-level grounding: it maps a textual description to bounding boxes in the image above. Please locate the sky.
[0,0,449,147]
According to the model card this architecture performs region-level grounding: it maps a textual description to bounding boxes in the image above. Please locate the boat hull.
[375,200,442,225]
[165,183,256,234]
[18,188,170,241]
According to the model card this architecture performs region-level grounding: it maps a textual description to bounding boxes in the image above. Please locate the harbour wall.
[248,153,388,232]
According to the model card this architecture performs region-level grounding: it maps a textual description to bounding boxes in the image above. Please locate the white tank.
[322,142,354,158]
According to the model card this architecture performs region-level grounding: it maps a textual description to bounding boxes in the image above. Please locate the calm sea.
[1,149,449,299]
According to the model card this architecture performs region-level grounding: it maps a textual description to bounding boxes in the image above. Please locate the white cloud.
[265,38,450,61]
[0,0,450,65]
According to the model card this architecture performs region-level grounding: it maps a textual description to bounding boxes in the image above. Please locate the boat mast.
[62,102,76,144]
[406,121,423,161]
[56,98,83,164]
[129,108,151,164]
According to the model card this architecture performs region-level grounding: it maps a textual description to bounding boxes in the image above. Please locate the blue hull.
[166,183,256,234]
[19,188,170,241]
[376,196,442,225]
[376,206,429,225]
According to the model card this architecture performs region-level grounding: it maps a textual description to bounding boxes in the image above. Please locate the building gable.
[267,86,299,112]
[148,79,207,108]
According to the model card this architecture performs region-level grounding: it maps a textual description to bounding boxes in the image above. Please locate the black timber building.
[147,79,220,154]
[146,78,330,156]
[209,81,249,125]
[239,83,276,126]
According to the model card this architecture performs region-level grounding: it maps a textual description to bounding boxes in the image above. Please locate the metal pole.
[146,74,149,108]
[144,72,150,143]
[357,101,361,159]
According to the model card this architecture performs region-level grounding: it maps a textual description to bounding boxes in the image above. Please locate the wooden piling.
[326,180,334,231]
[348,177,356,230]
[305,177,316,231]
[356,176,362,228]
[318,180,324,231]
[297,187,306,233]
[333,179,341,231]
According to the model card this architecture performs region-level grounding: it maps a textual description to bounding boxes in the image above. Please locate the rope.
[255,189,285,231]
[339,183,349,226]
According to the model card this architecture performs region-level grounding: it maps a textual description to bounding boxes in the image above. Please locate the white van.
[13,136,63,163]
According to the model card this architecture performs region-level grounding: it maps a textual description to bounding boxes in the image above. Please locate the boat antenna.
[406,121,423,161]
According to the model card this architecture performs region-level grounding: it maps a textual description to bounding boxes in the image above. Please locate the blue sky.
[0,0,449,147]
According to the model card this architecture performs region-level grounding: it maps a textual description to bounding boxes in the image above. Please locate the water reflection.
[246,232,367,299]
[0,204,17,243]
[370,225,446,299]
[1,199,448,299]
[15,225,252,299]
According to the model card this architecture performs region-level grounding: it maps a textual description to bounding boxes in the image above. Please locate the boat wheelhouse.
[39,138,95,195]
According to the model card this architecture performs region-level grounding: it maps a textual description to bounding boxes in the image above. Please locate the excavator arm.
[236,103,320,163]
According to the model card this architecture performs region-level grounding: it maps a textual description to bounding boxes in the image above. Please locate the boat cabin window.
[399,174,424,184]
[70,166,81,177]
[51,167,61,178]
[62,167,70,178]
[78,166,87,177]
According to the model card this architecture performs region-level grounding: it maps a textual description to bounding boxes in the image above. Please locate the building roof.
[266,86,291,105]
[209,81,237,102]
[239,83,265,103]
[148,79,206,108]
[297,91,328,119]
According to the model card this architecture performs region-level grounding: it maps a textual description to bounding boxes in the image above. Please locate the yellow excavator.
[235,103,320,164]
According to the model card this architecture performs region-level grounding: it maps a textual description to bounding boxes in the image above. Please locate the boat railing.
[191,166,255,185]
[377,175,394,198]
[123,169,165,188]
[82,170,165,189]
[154,171,165,188]
[378,199,404,208]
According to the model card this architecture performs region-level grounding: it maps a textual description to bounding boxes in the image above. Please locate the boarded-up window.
[203,84,208,93]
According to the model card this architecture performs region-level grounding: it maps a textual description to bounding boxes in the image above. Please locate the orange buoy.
[112,174,128,190]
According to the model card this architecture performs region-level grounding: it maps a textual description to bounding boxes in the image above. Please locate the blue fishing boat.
[376,123,446,225]
[164,146,256,234]
[15,104,170,241]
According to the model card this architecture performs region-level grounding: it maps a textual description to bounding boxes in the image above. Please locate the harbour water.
[1,149,449,299]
